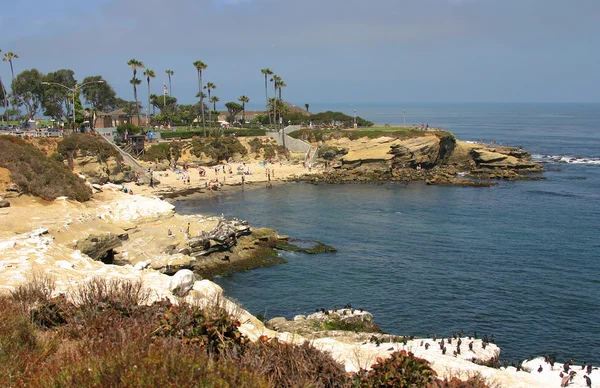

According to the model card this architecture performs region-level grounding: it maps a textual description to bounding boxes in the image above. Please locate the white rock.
[134,260,151,271]
[169,269,195,297]
[56,260,74,269]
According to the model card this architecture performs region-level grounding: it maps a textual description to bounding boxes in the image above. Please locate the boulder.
[169,269,196,297]
[0,198,9,208]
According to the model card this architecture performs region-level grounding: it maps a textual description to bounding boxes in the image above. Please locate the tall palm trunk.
[196,71,204,136]
[273,82,278,131]
[9,62,15,123]
[133,84,140,126]
[199,72,205,136]
[168,74,172,96]
[264,74,270,125]
[147,78,151,131]
[0,76,7,123]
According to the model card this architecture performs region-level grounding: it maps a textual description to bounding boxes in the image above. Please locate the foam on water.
[533,154,600,165]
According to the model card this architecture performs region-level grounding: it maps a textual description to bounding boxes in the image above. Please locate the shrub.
[354,350,437,387]
[0,136,92,201]
[239,338,351,388]
[432,375,498,388]
[190,137,248,164]
[155,302,246,355]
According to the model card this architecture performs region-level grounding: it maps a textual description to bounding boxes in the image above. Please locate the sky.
[0,0,599,108]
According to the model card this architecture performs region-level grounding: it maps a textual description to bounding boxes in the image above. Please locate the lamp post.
[403,110,406,126]
[41,80,105,131]
[353,109,357,128]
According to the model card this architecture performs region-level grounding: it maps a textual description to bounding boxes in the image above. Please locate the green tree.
[165,69,174,96]
[126,58,144,125]
[150,94,177,115]
[81,75,118,113]
[12,69,44,119]
[238,95,249,126]
[224,101,243,125]
[261,68,273,124]
[41,69,76,122]
[143,68,155,130]
[193,60,208,136]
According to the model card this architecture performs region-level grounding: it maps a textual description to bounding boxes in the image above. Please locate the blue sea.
[174,103,600,365]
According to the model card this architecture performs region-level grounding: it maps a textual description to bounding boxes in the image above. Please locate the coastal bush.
[0,135,92,201]
[58,133,119,165]
[246,138,287,160]
[190,137,248,164]
[140,142,172,163]
[432,375,498,388]
[354,350,437,387]
[239,338,351,388]
[155,301,247,355]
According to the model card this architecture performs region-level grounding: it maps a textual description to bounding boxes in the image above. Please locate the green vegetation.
[308,111,374,127]
[0,135,92,201]
[189,137,248,164]
[289,127,449,142]
[247,137,289,160]
[58,133,120,170]
[159,129,266,139]
[275,240,337,254]
[140,142,179,165]
[116,122,142,136]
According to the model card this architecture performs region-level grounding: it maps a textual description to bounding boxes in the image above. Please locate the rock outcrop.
[267,308,382,338]
[295,132,542,186]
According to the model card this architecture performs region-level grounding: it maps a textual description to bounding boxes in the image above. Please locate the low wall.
[267,126,311,154]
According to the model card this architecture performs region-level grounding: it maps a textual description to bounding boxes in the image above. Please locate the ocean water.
[174,103,600,365]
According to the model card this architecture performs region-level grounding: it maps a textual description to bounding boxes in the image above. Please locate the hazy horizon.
[1,0,599,107]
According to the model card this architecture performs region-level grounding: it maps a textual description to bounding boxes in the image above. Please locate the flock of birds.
[312,304,596,387]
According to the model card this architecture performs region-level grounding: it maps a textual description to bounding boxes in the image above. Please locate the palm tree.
[127,58,145,126]
[210,96,219,111]
[305,103,310,112]
[3,51,18,122]
[238,95,250,127]
[193,60,208,136]
[3,51,18,82]
[165,69,174,96]
[278,81,286,102]
[204,82,216,100]
[270,75,281,130]
[0,49,7,123]
[144,68,155,131]
[261,68,273,124]
[204,82,216,129]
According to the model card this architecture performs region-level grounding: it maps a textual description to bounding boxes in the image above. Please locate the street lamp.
[41,80,105,130]
[353,109,357,128]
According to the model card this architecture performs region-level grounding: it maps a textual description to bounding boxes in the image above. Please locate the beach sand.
[129,160,321,198]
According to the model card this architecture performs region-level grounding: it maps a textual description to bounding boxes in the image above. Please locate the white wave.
[532,154,600,165]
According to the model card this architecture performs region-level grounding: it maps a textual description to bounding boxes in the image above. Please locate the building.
[94,109,148,129]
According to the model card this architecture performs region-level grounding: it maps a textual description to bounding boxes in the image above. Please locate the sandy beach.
[130,159,322,198]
